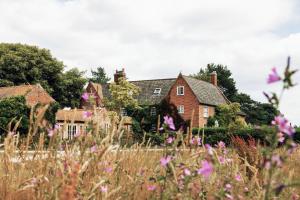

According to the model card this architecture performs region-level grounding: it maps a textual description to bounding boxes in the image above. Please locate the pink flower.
[272,155,282,167]
[218,156,226,164]
[82,92,89,101]
[147,185,156,191]
[91,145,97,153]
[205,144,213,155]
[235,174,242,182]
[167,137,174,144]
[83,111,93,119]
[267,67,281,84]
[163,116,175,130]
[100,185,108,193]
[265,161,271,170]
[217,141,226,149]
[197,160,213,179]
[225,183,232,191]
[190,137,201,146]
[184,168,191,176]
[48,129,55,137]
[272,115,295,136]
[277,132,285,143]
[160,155,172,167]
[8,131,15,136]
[104,167,113,173]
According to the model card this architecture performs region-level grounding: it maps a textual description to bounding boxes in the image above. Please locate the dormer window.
[177,86,184,95]
[153,88,161,95]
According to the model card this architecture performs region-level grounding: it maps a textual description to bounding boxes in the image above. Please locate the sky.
[0,0,299,124]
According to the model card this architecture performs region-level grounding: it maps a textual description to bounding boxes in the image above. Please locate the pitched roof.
[100,78,176,105]
[0,84,55,106]
[182,75,228,106]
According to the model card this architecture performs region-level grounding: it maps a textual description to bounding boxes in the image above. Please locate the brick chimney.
[114,68,126,83]
[210,71,217,86]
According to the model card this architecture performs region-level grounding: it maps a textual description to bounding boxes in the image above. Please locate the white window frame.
[153,88,161,95]
[67,124,77,140]
[203,106,209,118]
[150,107,157,116]
[178,105,184,114]
[177,86,184,96]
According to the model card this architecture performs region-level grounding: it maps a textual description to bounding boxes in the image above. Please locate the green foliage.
[0,43,87,108]
[55,68,87,108]
[0,96,30,135]
[90,67,111,84]
[191,63,237,100]
[105,78,141,113]
[44,102,60,125]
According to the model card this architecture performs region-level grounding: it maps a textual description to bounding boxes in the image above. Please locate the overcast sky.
[0,0,299,124]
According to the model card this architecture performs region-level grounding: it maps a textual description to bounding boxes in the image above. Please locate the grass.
[0,107,299,200]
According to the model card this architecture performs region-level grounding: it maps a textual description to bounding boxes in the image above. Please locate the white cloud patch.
[0,0,299,124]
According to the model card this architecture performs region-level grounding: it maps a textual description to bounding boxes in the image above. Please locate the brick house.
[0,84,55,106]
[84,69,232,129]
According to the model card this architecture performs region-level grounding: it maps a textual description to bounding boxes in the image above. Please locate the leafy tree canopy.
[104,78,140,113]
[191,63,238,100]
[0,43,87,108]
[90,67,110,84]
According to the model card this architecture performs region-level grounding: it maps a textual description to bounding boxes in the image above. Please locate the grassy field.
[1,128,300,200]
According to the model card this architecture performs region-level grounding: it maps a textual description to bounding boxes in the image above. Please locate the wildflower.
[163,115,175,130]
[48,129,55,137]
[8,131,15,136]
[100,185,108,193]
[225,183,232,191]
[190,137,201,146]
[265,161,271,170]
[217,141,226,149]
[160,155,172,167]
[147,185,156,191]
[218,156,226,164]
[235,174,242,182]
[83,111,93,119]
[267,67,281,84]
[292,193,300,200]
[167,137,174,144]
[184,168,191,176]
[277,132,285,143]
[197,160,213,179]
[81,92,89,101]
[272,155,282,167]
[104,167,113,173]
[90,145,97,153]
[272,115,295,136]
[205,144,213,155]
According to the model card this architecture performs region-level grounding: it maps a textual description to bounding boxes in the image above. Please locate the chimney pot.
[210,71,217,86]
[114,68,126,84]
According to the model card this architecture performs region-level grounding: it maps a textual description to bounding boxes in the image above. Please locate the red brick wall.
[167,75,201,127]
[167,75,216,128]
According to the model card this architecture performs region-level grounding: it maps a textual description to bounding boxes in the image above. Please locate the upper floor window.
[153,88,161,95]
[150,107,157,116]
[177,86,184,95]
[203,106,209,118]
[178,105,184,114]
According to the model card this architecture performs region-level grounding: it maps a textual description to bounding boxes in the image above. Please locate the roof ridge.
[129,78,176,82]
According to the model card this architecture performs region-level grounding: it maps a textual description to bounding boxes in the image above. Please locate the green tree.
[55,68,87,108]
[104,78,140,114]
[0,96,30,135]
[90,67,111,84]
[191,63,238,100]
[0,43,87,108]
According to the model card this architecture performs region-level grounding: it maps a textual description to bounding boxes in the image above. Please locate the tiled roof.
[100,78,176,105]
[0,84,55,106]
[182,75,228,106]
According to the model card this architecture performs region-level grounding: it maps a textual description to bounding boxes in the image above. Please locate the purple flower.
[82,92,89,101]
[267,67,281,84]
[91,145,97,153]
[100,185,108,193]
[272,115,295,136]
[166,137,174,144]
[277,132,285,143]
[184,168,191,176]
[205,144,213,155]
[160,155,172,167]
[217,141,225,149]
[104,167,113,173]
[225,183,232,191]
[83,111,93,119]
[190,137,202,146]
[235,174,242,182]
[197,160,213,179]
[163,116,175,130]
[147,185,156,191]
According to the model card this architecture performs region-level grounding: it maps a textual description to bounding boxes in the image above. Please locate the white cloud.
[0,0,299,124]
